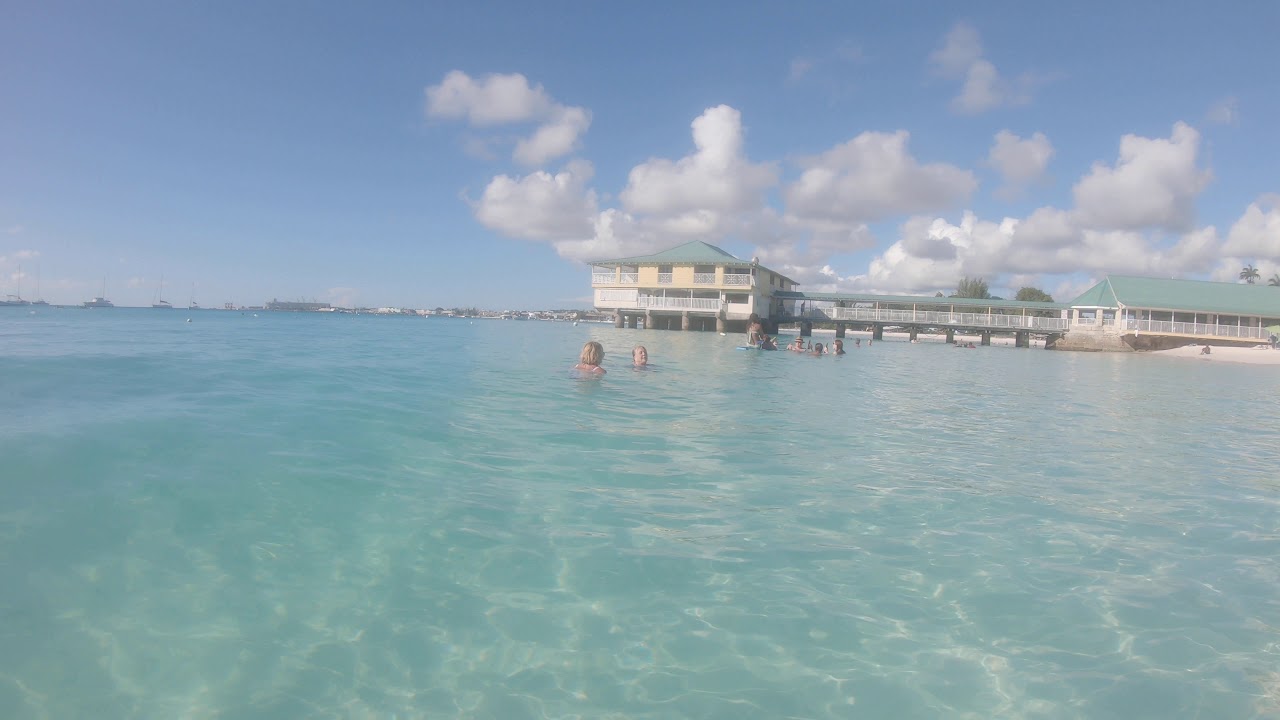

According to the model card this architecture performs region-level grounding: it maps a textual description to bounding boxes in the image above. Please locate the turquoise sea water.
[2,308,1279,719]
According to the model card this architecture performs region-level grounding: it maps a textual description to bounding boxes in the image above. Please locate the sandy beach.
[1149,343,1280,365]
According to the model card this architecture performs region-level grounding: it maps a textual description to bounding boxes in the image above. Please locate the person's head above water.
[632,345,648,365]
[580,341,604,366]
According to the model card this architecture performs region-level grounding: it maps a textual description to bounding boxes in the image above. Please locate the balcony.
[693,273,716,285]
[637,296,721,311]
[658,273,673,284]
[591,273,616,285]
[723,274,752,286]
[619,272,639,284]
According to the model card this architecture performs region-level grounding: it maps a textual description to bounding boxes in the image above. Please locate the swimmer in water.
[632,345,648,367]
[573,341,606,375]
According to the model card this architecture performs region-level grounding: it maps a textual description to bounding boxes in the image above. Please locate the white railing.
[693,273,717,284]
[658,273,673,284]
[1126,320,1270,340]
[815,306,1070,331]
[594,288,639,308]
[637,296,721,311]
[619,273,639,284]
[723,274,752,286]
[591,273,616,285]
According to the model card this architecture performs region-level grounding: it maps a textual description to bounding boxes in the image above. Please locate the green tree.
[934,291,944,297]
[1015,287,1054,302]
[1269,273,1280,287]
[1240,264,1260,284]
[952,276,991,299]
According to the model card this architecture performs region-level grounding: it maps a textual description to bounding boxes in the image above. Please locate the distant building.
[590,241,797,332]
[265,299,331,312]
[1061,275,1280,350]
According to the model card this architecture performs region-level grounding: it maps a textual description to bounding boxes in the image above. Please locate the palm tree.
[1240,264,1260,284]
[1269,273,1280,287]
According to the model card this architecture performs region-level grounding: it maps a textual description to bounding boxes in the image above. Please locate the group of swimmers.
[573,341,648,375]
[572,332,873,374]
[746,313,871,356]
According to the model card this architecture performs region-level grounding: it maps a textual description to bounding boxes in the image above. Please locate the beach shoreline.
[1147,343,1280,366]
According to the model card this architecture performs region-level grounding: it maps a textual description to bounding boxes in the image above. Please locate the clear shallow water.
[2,308,1279,720]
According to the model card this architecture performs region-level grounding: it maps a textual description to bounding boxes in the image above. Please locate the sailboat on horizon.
[83,278,114,308]
[152,275,173,309]
[1,264,35,306]
[30,266,48,306]
[189,282,199,310]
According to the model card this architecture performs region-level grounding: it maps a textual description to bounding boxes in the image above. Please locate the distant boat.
[189,283,199,310]
[2,264,30,305]
[152,275,173,308]
[84,278,114,308]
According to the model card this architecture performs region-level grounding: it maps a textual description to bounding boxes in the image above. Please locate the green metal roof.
[1067,280,1118,308]
[1070,276,1280,317]
[773,290,1066,311]
[591,241,750,267]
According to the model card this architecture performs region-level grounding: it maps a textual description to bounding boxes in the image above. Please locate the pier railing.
[1125,320,1270,340]
[807,306,1069,331]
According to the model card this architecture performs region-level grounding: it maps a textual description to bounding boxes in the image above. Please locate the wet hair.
[580,341,604,366]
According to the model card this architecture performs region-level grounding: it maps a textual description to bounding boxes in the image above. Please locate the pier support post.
[801,321,812,337]
[835,323,846,338]
[681,312,691,331]
[945,329,955,344]
[716,316,726,333]
[614,312,624,328]
[872,325,883,341]
[908,328,918,342]
[1015,331,1029,348]
[627,315,637,329]
[645,311,653,330]
[980,331,992,346]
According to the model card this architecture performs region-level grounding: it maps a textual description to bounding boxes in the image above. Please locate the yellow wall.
[637,266,659,284]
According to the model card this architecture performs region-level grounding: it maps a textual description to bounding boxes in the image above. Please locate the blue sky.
[3,0,1278,308]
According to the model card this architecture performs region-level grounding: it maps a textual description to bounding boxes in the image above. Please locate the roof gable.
[1069,279,1119,308]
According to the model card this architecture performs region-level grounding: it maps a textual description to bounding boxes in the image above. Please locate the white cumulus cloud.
[1220,197,1280,259]
[620,105,776,218]
[473,160,598,242]
[930,23,1034,114]
[784,130,976,226]
[1072,122,1211,232]
[988,130,1054,198]
[425,70,591,166]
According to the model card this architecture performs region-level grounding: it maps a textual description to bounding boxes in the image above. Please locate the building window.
[658,265,673,284]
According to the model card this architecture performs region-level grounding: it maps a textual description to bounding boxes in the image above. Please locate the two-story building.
[590,241,798,332]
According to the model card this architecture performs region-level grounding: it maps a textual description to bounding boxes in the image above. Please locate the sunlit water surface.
[2,308,1278,719]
